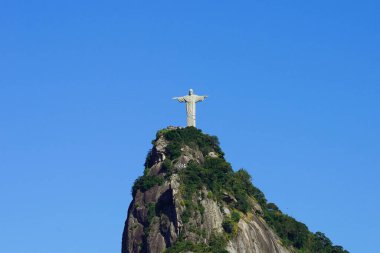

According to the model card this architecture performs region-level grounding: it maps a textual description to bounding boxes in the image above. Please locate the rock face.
[121,127,293,253]
[226,215,288,253]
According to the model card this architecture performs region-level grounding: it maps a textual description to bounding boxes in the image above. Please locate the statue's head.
[189,89,194,95]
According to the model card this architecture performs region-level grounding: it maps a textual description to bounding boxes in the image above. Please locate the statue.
[173,89,208,127]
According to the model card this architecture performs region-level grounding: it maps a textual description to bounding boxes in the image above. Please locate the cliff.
[121,127,347,253]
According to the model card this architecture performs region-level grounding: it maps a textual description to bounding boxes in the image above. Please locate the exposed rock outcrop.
[121,127,347,253]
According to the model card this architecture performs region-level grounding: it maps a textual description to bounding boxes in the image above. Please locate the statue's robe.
[176,95,206,127]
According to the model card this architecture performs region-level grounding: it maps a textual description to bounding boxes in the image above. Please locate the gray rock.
[121,130,292,253]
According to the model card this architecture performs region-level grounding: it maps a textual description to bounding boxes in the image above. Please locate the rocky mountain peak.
[121,127,348,253]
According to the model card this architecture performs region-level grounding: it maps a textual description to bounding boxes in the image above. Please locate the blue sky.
[0,1,379,252]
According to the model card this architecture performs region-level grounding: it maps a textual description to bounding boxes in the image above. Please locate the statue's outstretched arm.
[173,96,186,103]
[195,95,208,102]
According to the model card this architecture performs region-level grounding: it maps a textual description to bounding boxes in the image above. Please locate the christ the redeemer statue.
[173,89,208,127]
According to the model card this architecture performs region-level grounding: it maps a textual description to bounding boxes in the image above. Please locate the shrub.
[264,211,309,249]
[132,175,164,197]
[160,127,224,159]
[162,158,173,177]
[231,211,241,223]
[208,233,228,253]
[267,203,280,212]
[222,219,234,234]
[233,169,267,206]
[166,142,182,160]
[147,203,156,224]
[165,232,227,253]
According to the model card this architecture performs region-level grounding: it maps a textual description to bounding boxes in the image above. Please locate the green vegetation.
[222,218,237,236]
[264,207,348,252]
[231,211,241,222]
[310,232,347,253]
[165,233,228,253]
[222,211,241,237]
[132,175,164,197]
[165,127,347,253]
[179,159,259,214]
[147,203,156,224]
[161,158,173,178]
[133,127,348,253]
[160,127,224,160]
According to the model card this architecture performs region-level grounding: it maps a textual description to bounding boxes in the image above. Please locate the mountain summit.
[121,127,347,253]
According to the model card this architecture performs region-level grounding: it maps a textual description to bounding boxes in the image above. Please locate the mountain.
[121,127,348,253]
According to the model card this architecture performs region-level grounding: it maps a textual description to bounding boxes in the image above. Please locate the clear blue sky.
[1,1,379,252]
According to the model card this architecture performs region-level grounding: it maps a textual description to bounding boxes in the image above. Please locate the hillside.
[121,127,348,253]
